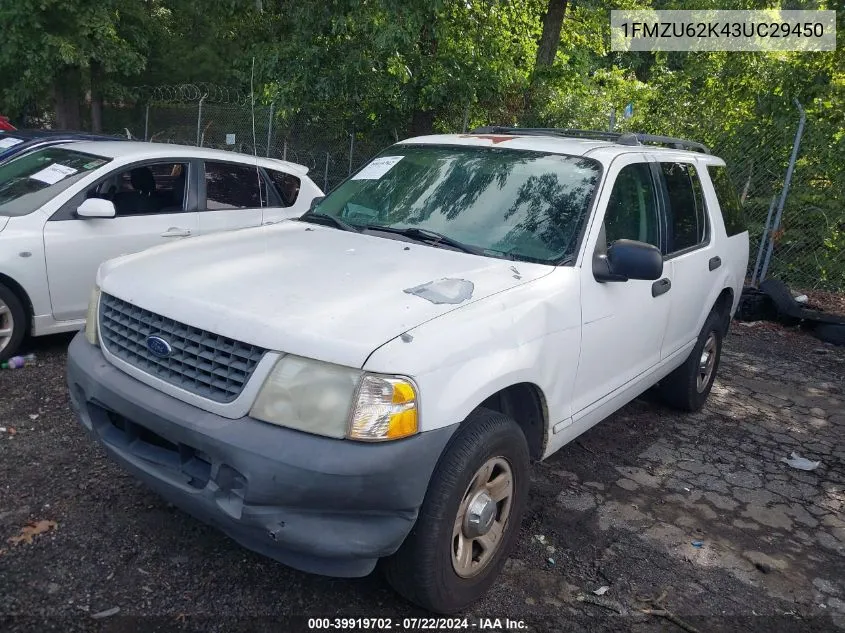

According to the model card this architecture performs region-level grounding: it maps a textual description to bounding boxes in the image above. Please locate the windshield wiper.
[363,225,484,255]
[298,212,360,233]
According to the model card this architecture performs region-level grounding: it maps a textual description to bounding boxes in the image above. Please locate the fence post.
[751,195,777,286]
[144,104,150,141]
[266,102,274,157]
[348,131,354,176]
[462,102,470,133]
[324,152,330,192]
[196,94,206,147]
[283,138,287,161]
[759,99,806,284]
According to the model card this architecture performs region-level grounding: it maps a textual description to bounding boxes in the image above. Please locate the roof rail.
[470,126,710,154]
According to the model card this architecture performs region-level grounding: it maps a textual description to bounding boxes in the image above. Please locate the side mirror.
[77,198,116,219]
[593,239,663,282]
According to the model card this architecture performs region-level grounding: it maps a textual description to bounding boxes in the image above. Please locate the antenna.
[250,56,264,207]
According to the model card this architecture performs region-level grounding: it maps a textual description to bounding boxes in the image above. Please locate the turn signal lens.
[84,286,101,346]
[348,375,418,441]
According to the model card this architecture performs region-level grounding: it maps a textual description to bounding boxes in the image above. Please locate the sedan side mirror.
[594,239,663,282]
[77,198,116,219]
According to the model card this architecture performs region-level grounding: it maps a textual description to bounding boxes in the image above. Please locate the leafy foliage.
[0,0,841,286]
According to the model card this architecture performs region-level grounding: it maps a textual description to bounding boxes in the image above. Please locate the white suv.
[0,141,322,360]
[67,129,749,613]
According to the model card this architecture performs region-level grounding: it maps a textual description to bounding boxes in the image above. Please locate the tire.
[657,309,723,412]
[0,283,26,363]
[383,408,530,614]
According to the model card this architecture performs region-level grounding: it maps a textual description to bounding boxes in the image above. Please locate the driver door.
[571,155,673,417]
[43,160,199,322]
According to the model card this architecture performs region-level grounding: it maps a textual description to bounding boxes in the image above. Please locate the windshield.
[0,147,109,217]
[311,145,602,263]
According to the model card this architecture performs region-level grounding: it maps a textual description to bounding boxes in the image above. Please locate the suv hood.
[98,222,553,368]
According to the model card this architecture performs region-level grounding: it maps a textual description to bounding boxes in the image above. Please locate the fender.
[364,269,582,434]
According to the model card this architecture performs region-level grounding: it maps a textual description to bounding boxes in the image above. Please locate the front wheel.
[0,283,26,362]
[383,409,530,613]
[657,309,724,412]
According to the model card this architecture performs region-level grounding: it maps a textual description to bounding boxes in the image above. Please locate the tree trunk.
[535,0,568,67]
[90,61,103,133]
[410,109,435,136]
[54,67,82,130]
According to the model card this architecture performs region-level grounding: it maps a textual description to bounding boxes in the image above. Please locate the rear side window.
[204,161,268,209]
[708,165,746,236]
[267,170,301,207]
[661,162,708,254]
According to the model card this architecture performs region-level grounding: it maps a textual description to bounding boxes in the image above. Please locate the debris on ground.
[637,591,701,633]
[577,593,627,614]
[0,426,16,435]
[781,452,821,471]
[691,540,704,548]
[534,534,546,545]
[91,606,121,619]
[547,557,555,566]
[593,586,610,596]
[7,520,58,546]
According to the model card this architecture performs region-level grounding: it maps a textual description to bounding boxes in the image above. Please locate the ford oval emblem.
[146,335,172,358]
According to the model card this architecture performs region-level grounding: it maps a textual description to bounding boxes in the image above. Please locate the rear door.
[43,159,199,321]
[198,160,268,234]
[653,158,717,359]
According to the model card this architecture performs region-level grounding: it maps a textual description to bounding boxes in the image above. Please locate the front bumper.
[66,333,456,577]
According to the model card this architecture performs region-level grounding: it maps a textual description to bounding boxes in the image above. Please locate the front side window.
[107,162,189,216]
[0,148,109,217]
[661,162,708,253]
[311,146,602,264]
[602,162,660,250]
[204,161,267,210]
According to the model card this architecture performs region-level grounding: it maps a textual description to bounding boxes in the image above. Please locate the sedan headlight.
[84,286,101,346]
[249,355,419,441]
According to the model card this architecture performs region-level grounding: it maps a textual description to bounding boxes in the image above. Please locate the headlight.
[249,355,419,441]
[84,286,101,346]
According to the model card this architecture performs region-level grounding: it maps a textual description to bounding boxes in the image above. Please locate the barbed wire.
[124,83,252,106]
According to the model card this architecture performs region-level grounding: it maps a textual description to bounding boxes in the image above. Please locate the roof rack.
[470,126,710,154]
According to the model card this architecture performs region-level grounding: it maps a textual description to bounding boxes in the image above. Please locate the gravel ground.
[1,325,843,633]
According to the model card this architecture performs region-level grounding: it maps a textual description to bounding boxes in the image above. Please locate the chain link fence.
[104,85,844,294]
[103,85,391,193]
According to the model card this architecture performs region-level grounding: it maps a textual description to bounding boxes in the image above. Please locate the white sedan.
[0,141,322,360]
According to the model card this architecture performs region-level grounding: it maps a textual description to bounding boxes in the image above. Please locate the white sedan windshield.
[0,148,109,217]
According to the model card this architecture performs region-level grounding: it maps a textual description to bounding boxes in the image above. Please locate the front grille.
[99,293,266,403]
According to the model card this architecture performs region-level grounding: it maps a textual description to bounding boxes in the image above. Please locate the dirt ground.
[1,325,843,633]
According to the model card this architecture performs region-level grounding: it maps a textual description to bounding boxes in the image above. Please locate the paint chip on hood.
[404,278,474,305]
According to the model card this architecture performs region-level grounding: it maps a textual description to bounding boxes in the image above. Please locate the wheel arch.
[0,273,34,333]
[476,382,548,462]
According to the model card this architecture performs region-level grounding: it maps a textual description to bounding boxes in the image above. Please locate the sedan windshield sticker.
[0,137,24,149]
[29,163,78,185]
[351,155,403,180]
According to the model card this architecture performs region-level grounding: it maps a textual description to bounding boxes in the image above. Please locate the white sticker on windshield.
[0,137,24,149]
[29,163,78,185]
[351,155,403,180]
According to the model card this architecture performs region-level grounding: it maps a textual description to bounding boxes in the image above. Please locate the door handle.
[652,277,671,297]
[161,227,192,238]
[709,256,722,271]
[262,220,279,226]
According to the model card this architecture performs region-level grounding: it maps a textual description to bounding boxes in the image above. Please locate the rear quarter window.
[707,165,746,236]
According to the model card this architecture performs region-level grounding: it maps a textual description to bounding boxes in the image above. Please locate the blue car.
[0,129,127,165]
